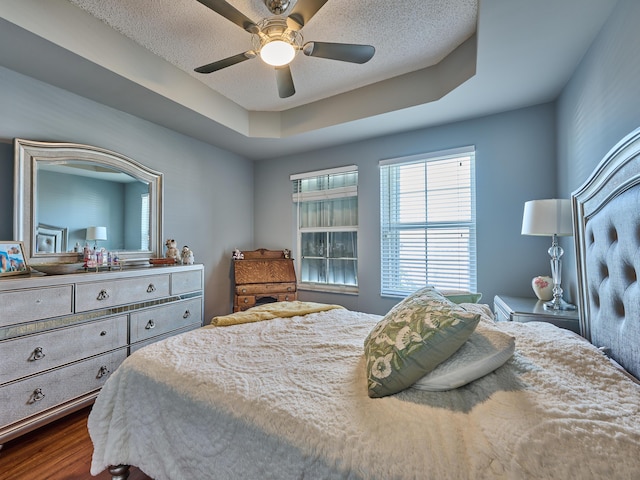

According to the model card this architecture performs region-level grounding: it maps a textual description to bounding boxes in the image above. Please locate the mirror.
[14,139,163,265]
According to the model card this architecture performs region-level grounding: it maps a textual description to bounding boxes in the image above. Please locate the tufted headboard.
[573,127,640,381]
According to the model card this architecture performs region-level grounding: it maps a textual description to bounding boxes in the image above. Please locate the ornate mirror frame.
[13,138,164,265]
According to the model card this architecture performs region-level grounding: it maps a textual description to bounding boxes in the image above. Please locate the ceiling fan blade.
[195,0,259,33]
[303,42,375,64]
[194,51,256,74]
[275,65,295,98]
[286,0,329,30]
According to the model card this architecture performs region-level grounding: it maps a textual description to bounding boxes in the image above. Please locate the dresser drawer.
[0,286,73,327]
[235,282,296,295]
[0,315,127,386]
[276,293,297,302]
[0,349,126,427]
[171,270,203,295]
[129,297,202,343]
[130,324,200,354]
[235,295,257,309]
[75,274,170,312]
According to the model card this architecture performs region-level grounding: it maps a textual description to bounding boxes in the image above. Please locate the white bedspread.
[89,308,640,480]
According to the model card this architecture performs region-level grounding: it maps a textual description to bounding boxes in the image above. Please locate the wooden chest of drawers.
[0,264,204,443]
[233,249,297,312]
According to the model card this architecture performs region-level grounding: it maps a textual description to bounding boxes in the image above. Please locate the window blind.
[380,148,476,296]
[141,193,150,251]
[291,166,358,292]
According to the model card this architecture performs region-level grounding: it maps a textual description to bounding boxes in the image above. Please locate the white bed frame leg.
[108,464,130,480]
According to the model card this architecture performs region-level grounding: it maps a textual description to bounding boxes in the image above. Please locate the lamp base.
[543,298,576,311]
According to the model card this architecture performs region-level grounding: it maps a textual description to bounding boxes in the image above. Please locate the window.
[380,147,476,297]
[141,192,150,250]
[291,166,358,293]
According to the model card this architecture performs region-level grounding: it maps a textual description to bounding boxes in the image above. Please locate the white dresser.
[0,264,204,444]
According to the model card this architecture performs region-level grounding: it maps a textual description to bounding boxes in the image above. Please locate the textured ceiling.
[0,0,617,160]
[66,0,478,112]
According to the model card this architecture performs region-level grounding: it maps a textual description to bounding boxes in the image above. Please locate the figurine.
[181,245,194,265]
[232,248,244,260]
[165,239,179,260]
[283,248,290,259]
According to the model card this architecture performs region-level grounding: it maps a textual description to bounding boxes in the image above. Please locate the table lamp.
[86,226,107,250]
[521,199,576,311]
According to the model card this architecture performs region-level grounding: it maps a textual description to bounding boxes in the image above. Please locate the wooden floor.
[0,407,152,480]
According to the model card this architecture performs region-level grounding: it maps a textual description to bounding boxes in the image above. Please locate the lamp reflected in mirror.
[86,226,107,250]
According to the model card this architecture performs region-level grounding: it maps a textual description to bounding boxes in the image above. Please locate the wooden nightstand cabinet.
[493,295,580,334]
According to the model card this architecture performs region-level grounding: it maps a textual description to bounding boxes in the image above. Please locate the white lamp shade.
[521,199,573,236]
[86,226,107,241]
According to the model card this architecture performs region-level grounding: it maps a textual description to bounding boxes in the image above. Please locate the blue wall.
[0,66,254,321]
[255,0,640,316]
[558,0,640,194]
[38,170,126,251]
[557,0,640,299]
[36,170,150,251]
[254,103,558,315]
[2,0,637,318]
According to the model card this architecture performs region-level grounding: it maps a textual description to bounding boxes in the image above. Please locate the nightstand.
[493,295,580,334]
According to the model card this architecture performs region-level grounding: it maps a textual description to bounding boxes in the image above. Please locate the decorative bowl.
[33,262,85,275]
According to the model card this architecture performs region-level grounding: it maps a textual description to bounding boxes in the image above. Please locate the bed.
[89,128,640,480]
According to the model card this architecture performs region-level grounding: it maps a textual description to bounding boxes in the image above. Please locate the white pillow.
[411,321,515,392]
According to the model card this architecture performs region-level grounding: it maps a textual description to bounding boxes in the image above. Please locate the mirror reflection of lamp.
[86,226,107,250]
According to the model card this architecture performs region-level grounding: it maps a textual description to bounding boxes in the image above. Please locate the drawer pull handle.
[243,298,248,303]
[100,331,107,336]
[147,284,156,293]
[28,388,45,404]
[97,289,110,301]
[145,319,156,330]
[287,287,292,291]
[29,347,46,361]
[183,310,191,319]
[97,365,110,379]
[242,288,247,293]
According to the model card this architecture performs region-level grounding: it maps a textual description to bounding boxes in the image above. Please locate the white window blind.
[380,147,476,296]
[141,193,150,251]
[291,166,358,293]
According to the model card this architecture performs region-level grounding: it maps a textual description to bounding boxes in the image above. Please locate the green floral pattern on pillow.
[364,287,481,398]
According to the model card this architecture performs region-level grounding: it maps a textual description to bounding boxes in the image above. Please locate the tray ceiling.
[67,0,478,112]
[0,0,617,159]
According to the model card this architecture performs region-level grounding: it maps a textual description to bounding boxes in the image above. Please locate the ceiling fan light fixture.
[195,1,375,98]
[260,39,296,66]
[251,17,302,67]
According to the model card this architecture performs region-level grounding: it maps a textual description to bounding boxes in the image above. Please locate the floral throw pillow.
[364,287,481,398]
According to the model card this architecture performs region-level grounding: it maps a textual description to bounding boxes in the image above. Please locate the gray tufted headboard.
[573,127,640,381]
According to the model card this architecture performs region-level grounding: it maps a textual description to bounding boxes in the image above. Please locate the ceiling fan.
[194,0,375,98]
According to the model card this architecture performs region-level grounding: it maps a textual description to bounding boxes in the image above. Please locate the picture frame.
[0,241,31,276]
[36,223,68,253]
